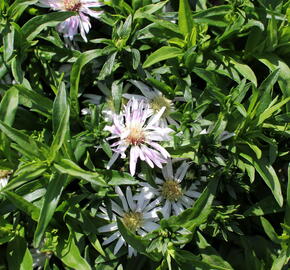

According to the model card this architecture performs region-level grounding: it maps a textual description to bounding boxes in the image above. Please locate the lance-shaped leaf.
[143,46,183,68]
[21,12,75,41]
[33,173,67,247]
[54,159,107,186]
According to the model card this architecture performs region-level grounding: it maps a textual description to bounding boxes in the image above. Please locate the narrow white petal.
[142,221,160,232]
[175,161,190,182]
[111,201,125,216]
[98,223,118,233]
[106,152,120,169]
[103,231,120,245]
[115,186,129,212]
[113,237,125,254]
[162,159,174,180]
[162,200,171,219]
[129,146,140,176]
[147,106,166,127]
[126,186,136,211]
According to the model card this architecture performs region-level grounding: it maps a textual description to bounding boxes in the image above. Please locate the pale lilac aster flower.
[136,159,201,219]
[38,0,103,41]
[123,80,179,128]
[97,186,160,257]
[105,98,173,175]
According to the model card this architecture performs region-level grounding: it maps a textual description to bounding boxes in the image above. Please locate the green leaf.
[0,87,18,126]
[7,0,38,21]
[197,232,234,270]
[3,23,15,62]
[21,11,75,41]
[143,46,183,68]
[171,248,213,270]
[260,217,280,244]
[229,58,257,86]
[257,54,290,108]
[0,120,41,159]
[240,153,283,207]
[54,159,107,186]
[257,97,290,125]
[70,49,103,117]
[49,106,70,161]
[4,191,40,221]
[55,232,91,270]
[14,85,53,117]
[178,0,193,37]
[285,163,290,226]
[2,161,47,192]
[7,234,33,270]
[244,196,283,216]
[98,51,118,80]
[33,174,66,247]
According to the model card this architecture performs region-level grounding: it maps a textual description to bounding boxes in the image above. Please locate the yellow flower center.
[0,170,11,178]
[122,212,143,232]
[161,180,183,201]
[126,125,145,145]
[150,95,172,117]
[63,0,81,11]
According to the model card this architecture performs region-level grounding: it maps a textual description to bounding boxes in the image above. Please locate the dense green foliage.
[0,0,289,269]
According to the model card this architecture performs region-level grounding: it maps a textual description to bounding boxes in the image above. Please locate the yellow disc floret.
[161,180,183,201]
[122,212,143,232]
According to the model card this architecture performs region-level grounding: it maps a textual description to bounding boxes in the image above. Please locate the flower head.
[38,0,103,41]
[136,159,201,218]
[105,98,173,175]
[98,186,160,257]
[123,80,179,127]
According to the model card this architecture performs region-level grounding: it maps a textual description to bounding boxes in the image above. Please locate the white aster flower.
[105,98,173,175]
[123,80,179,128]
[136,159,201,219]
[98,186,160,257]
[38,0,103,41]
[0,170,12,190]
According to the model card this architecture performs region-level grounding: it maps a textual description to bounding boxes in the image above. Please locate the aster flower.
[0,170,12,190]
[123,80,179,127]
[98,186,160,257]
[104,98,173,175]
[38,0,103,41]
[136,159,201,219]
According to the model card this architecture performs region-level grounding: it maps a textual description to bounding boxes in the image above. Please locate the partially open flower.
[98,186,160,257]
[104,98,173,175]
[123,80,179,127]
[38,0,103,41]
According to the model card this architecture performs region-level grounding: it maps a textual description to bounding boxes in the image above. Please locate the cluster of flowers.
[97,84,201,256]
[31,1,203,258]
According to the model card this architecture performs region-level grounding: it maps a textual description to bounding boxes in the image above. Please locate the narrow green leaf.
[0,120,40,159]
[285,163,290,226]
[21,12,75,41]
[49,106,70,161]
[229,58,257,86]
[4,191,40,221]
[197,232,234,270]
[143,46,183,68]
[260,217,280,244]
[54,159,107,186]
[70,49,103,117]
[178,0,193,37]
[98,51,118,80]
[0,87,18,125]
[34,174,66,247]
[240,154,283,207]
[55,233,92,270]
[7,235,33,270]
